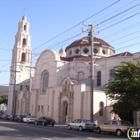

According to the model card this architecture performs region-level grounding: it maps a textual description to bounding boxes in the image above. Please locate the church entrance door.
[62,101,68,123]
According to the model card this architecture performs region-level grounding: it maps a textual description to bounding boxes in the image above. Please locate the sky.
[0,0,140,85]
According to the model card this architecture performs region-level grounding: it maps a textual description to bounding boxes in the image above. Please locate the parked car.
[0,114,3,119]
[14,115,26,122]
[35,117,55,126]
[67,119,96,131]
[8,114,17,121]
[1,114,8,120]
[23,116,37,123]
[96,120,133,136]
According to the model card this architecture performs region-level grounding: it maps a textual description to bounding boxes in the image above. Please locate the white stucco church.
[7,15,140,125]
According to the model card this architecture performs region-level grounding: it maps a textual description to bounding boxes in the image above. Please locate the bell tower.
[7,15,32,115]
[11,15,31,67]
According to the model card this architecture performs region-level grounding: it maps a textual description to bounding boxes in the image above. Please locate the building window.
[41,105,43,110]
[48,105,49,112]
[94,48,98,53]
[83,48,89,54]
[18,100,19,110]
[110,69,115,78]
[38,105,40,112]
[24,25,26,30]
[65,81,67,91]
[21,53,26,62]
[42,71,49,93]
[99,101,104,116]
[78,72,84,80]
[20,85,22,91]
[102,49,106,54]
[69,50,72,55]
[97,71,101,86]
[75,49,80,54]
[23,38,26,46]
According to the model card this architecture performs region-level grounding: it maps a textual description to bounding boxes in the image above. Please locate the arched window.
[65,81,67,91]
[42,71,49,93]
[97,71,101,86]
[23,38,26,46]
[24,25,26,30]
[110,69,115,78]
[78,72,84,80]
[99,101,104,116]
[21,53,26,62]
[20,85,22,91]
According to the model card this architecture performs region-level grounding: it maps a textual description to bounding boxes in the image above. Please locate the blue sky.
[0,0,140,85]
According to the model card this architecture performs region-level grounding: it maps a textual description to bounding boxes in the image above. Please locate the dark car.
[0,114,3,119]
[35,117,55,126]
[14,115,26,122]
[8,114,17,121]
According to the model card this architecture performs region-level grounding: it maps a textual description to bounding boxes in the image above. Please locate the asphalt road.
[0,120,128,140]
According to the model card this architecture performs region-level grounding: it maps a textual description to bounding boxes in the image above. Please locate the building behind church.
[7,16,140,125]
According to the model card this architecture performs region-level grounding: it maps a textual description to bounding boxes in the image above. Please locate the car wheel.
[97,127,101,134]
[51,124,54,126]
[79,126,83,131]
[116,129,122,136]
[67,125,71,130]
[42,122,45,126]
[35,121,38,125]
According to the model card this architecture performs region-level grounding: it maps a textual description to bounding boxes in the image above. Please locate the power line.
[32,0,120,51]
[109,29,140,43]
[0,62,10,69]
[99,11,140,32]
[102,21,140,39]
[98,3,140,25]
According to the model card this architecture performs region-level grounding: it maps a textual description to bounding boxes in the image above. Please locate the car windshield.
[44,117,51,119]
[83,120,92,123]
[120,121,132,126]
[31,116,36,118]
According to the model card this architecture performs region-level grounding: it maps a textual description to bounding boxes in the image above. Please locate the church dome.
[65,36,115,58]
[65,36,114,51]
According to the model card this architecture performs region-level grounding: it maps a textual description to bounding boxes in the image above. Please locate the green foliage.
[0,95,8,104]
[104,61,140,113]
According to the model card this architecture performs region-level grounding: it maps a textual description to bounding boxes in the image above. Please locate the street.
[0,120,128,140]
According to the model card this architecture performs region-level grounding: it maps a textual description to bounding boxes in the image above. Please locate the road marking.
[42,137,52,140]
[18,125,84,138]
[87,137,100,140]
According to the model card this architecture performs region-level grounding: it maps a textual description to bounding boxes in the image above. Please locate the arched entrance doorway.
[62,101,68,123]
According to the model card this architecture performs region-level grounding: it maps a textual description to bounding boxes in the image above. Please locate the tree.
[0,95,8,105]
[104,61,140,114]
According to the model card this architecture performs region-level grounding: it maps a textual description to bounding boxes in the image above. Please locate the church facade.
[7,16,140,125]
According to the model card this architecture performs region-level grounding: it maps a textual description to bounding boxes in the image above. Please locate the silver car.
[67,119,96,131]
[23,116,37,123]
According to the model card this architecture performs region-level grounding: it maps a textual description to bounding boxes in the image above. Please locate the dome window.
[69,50,72,55]
[75,49,80,54]
[94,48,98,54]
[83,48,89,54]
[102,49,106,54]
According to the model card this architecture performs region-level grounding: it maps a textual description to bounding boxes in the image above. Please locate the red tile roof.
[65,36,114,51]
[108,51,133,57]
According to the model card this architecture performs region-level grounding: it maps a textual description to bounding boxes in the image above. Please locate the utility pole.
[12,61,17,115]
[27,52,34,116]
[83,22,98,122]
